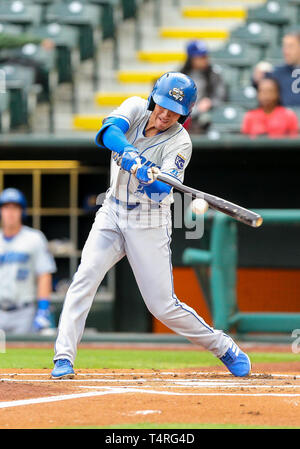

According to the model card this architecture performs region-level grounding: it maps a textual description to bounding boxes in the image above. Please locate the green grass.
[0,348,298,370]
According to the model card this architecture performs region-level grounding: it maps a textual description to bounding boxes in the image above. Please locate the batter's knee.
[147,299,179,323]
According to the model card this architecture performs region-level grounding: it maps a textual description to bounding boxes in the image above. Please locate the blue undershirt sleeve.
[95,117,130,152]
[143,180,172,202]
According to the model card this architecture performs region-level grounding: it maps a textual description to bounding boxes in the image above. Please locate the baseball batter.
[0,188,56,334]
[52,72,251,378]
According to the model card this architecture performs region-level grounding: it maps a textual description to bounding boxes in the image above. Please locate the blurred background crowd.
[1,0,300,138]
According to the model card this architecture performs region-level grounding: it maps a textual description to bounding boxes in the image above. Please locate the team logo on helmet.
[169,87,185,102]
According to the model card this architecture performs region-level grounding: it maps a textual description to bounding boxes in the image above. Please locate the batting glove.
[121,146,141,174]
[33,299,55,332]
[136,166,160,185]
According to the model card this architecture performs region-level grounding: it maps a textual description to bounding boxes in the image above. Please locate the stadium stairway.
[42,0,266,133]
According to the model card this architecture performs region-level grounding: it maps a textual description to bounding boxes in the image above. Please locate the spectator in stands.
[180,40,227,133]
[266,32,300,106]
[252,61,273,89]
[0,32,55,100]
[242,78,298,138]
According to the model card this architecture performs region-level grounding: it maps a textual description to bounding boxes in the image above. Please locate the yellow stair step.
[182,7,247,19]
[160,28,229,39]
[73,115,104,131]
[118,71,165,84]
[95,92,148,106]
[138,50,185,64]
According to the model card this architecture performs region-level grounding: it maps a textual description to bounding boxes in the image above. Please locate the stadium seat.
[91,0,121,68]
[277,0,300,22]
[265,45,283,66]
[4,42,57,131]
[58,0,121,68]
[210,104,246,133]
[0,63,36,130]
[0,1,42,27]
[88,0,119,39]
[212,63,241,90]
[211,40,261,69]
[230,22,280,57]
[28,23,79,111]
[229,85,258,110]
[247,1,298,27]
[46,2,100,60]
[283,24,300,37]
[0,91,10,133]
[121,0,137,19]
[0,22,24,35]
[46,2,101,89]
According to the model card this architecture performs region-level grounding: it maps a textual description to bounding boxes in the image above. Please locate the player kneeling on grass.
[0,188,56,334]
[52,72,251,379]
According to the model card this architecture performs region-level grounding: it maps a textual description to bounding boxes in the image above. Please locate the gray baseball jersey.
[0,226,56,305]
[105,96,192,205]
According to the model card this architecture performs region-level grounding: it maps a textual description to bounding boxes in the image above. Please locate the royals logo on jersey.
[169,87,184,102]
[175,153,186,170]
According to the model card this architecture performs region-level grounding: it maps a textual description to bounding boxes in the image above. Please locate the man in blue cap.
[181,40,227,132]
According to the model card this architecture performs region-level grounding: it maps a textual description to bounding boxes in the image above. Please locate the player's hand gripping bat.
[114,153,263,228]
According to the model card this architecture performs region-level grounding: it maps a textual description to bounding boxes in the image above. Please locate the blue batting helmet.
[0,188,27,211]
[148,72,197,124]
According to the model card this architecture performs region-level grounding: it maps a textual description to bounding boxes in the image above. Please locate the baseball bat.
[114,153,263,228]
[156,173,263,228]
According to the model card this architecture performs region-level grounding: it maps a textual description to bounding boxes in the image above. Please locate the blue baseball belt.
[111,196,160,210]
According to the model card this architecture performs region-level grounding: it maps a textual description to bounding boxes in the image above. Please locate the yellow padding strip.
[182,8,246,19]
[160,28,229,39]
[0,161,79,169]
[138,51,185,63]
[118,71,165,83]
[95,92,148,106]
[73,115,103,131]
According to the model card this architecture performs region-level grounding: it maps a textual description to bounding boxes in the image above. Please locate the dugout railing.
[183,209,300,336]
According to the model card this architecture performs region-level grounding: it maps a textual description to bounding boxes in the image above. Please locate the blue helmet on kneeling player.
[148,72,197,124]
[0,188,27,216]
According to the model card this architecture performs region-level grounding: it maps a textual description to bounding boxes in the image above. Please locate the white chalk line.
[1,378,300,390]
[2,371,300,379]
[0,372,299,411]
[0,388,133,409]
[1,386,300,410]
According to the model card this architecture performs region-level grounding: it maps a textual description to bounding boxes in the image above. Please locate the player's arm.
[32,233,57,332]
[33,272,54,332]
[95,97,146,173]
[96,117,141,173]
[135,166,172,202]
[37,272,52,299]
[135,142,192,202]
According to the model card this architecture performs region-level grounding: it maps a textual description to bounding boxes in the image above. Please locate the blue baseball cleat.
[51,359,75,379]
[220,339,251,377]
